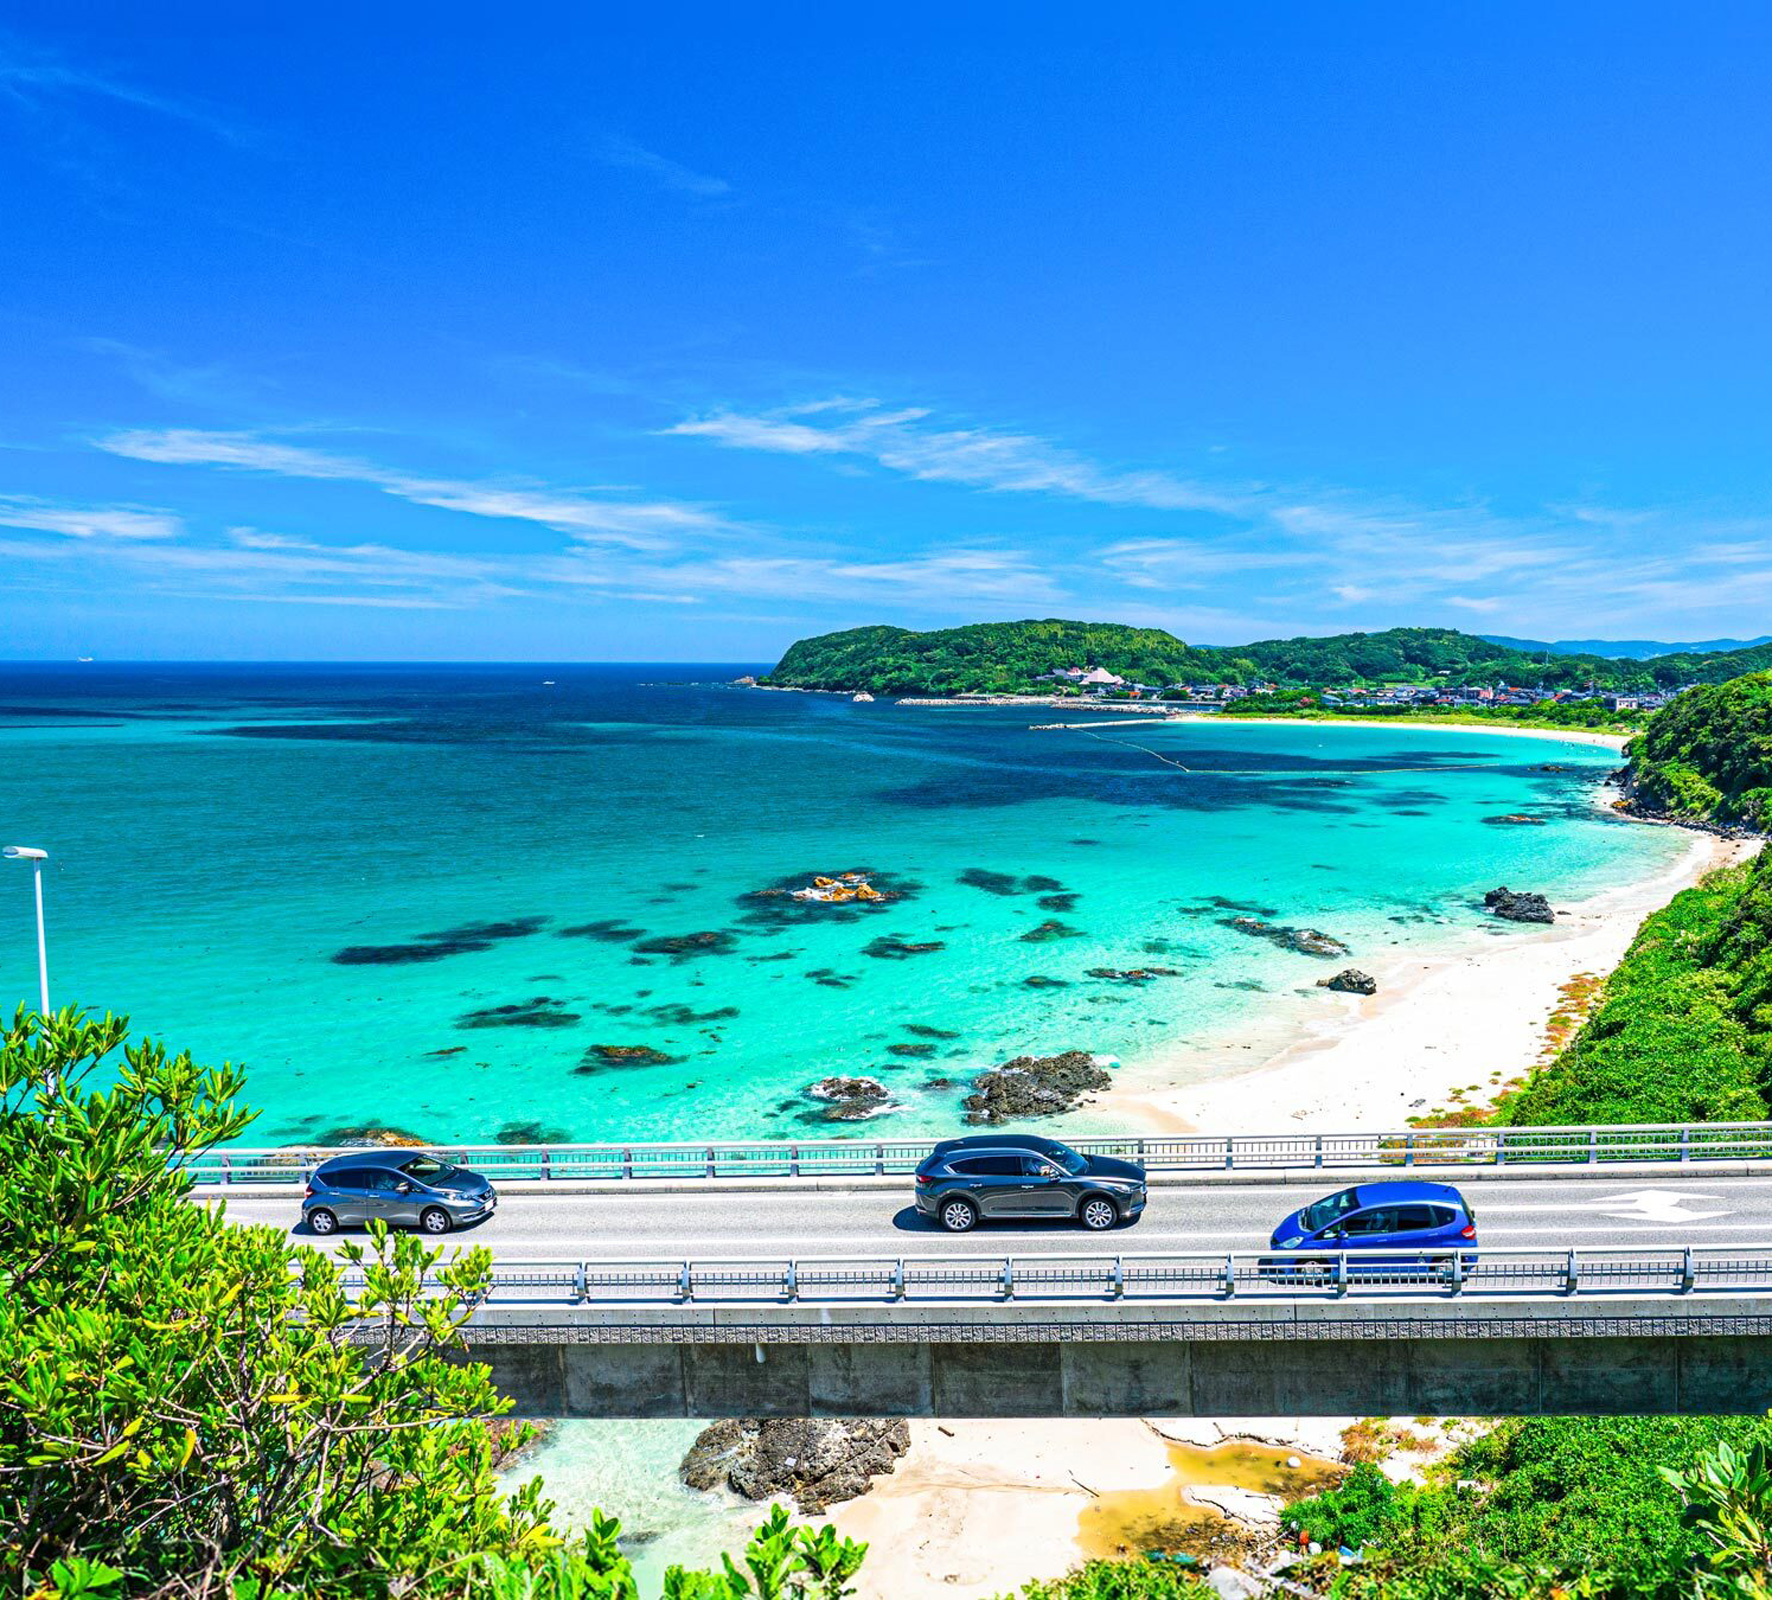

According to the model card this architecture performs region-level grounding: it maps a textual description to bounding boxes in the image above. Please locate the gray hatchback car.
[914,1133,1146,1232]
[302,1150,496,1235]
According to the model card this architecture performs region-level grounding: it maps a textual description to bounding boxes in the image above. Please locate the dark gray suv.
[302,1150,496,1236]
[914,1134,1146,1232]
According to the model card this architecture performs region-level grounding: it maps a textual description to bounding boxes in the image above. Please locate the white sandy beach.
[1115,823,1757,1135]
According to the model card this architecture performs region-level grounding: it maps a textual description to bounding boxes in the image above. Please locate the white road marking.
[1478,1188,1733,1223]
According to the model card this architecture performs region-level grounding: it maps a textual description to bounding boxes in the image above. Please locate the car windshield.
[1299,1188,1361,1232]
[399,1155,456,1181]
[1049,1144,1088,1175]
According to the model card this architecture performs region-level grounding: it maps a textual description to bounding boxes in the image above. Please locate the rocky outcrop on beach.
[680,1418,911,1513]
[1317,968,1378,995]
[807,1076,893,1119]
[1484,886,1556,924]
[963,1050,1112,1123]
[1224,916,1351,958]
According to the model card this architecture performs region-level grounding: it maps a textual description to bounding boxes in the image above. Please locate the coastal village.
[1030,664,1689,714]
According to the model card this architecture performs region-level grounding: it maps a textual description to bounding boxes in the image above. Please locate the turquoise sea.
[0,663,1686,1147]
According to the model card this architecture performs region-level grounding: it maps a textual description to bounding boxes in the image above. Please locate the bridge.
[198,1122,1772,1417]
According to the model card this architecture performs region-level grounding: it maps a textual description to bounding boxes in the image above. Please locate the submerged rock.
[861,935,946,959]
[1020,919,1085,943]
[680,1418,910,1513]
[1023,974,1070,989]
[1317,968,1378,996]
[807,1076,893,1120]
[576,1043,683,1072]
[963,1050,1113,1123]
[556,919,646,942]
[457,996,582,1029]
[332,915,551,966]
[630,930,741,959]
[1484,813,1547,826]
[1484,886,1556,924]
[1086,966,1182,984]
[1223,916,1350,959]
[886,1042,937,1058]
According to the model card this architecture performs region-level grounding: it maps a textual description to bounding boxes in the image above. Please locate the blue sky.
[4,4,1772,660]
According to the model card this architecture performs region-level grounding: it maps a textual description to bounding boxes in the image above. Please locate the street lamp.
[3,845,50,1015]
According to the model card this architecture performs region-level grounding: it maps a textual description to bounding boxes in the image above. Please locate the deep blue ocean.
[0,662,1682,1147]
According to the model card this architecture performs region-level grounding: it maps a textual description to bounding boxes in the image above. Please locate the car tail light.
[1460,1225,1476,1240]
[304,1183,316,1197]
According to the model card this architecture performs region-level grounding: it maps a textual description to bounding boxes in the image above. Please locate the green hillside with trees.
[763,620,1772,694]
[1499,846,1772,1126]
[1623,670,1772,830]
[765,619,1226,694]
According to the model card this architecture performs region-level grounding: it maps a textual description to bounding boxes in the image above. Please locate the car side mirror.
[396,1181,413,1195]
[1321,1228,1345,1242]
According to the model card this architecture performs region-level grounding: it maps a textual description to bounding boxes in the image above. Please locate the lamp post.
[3,845,50,1015]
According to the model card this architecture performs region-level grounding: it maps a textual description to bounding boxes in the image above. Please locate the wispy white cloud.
[594,135,731,198]
[668,400,1250,516]
[0,495,182,540]
[0,45,244,142]
[95,428,721,550]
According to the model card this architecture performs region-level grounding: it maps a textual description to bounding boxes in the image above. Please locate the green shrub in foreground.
[0,1007,866,1599]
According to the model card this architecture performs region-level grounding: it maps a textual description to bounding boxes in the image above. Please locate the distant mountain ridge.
[1482,633,1772,660]
[764,620,1772,695]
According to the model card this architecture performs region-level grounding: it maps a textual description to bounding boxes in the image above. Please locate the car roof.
[314,1150,423,1174]
[1350,1180,1466,1206]
[928,1134,1070,1158]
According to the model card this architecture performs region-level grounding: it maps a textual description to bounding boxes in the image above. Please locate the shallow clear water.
[0,663,1683,1145]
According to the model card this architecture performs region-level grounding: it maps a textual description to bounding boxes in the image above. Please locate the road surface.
[208,1172,1772,1260]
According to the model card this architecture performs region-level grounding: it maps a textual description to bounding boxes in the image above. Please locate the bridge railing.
[333,1245,1772,1309]
[184,1120,1772,1186]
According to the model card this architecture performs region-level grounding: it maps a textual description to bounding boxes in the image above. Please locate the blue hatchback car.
[1265,1180,1478,1279]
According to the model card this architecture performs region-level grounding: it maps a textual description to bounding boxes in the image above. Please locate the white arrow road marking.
[1480,1188,1734,1224]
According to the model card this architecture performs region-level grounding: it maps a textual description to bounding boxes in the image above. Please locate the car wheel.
[420,1206,452,1235]
[940,1198,979,1233]
[307,1207,338,1236]
[1080,1196,1119,1231]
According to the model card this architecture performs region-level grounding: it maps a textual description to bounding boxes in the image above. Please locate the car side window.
[323,1171,365,1192]
[1020,1156,1061,1177]
[364,1170,403,1192]
[1341,1208,1396,1235]
[1393,1205,1439,1231]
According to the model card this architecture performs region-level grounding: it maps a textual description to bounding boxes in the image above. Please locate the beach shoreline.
[1104,820,1754,1136]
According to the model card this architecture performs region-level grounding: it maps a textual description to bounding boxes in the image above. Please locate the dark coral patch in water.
[887,1042,937,1057]
[1023,974,1071,989]
[904,1023,960,1039]
[496,1120,571,1144]
[958,867,1021,895]
[1020,920,1085,943]
[1037,893,1080,912]
[1023,875,1065,893]
[575,1043,683,1072]
[862,936,946,959]
[645,1002,740,1025]
[333,915,551,965]
[631,930,740,959]
[457,996,582,1029]
[803,967,856,989]
[557,919,646,942]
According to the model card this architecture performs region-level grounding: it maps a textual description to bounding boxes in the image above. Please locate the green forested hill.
[1623,670,1772,829]
[762,620,1772,694]
[764,619,1225,694]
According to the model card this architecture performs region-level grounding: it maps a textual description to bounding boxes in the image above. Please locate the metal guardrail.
[185,1121,1772,1185]
[336,1245,1772,1308]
